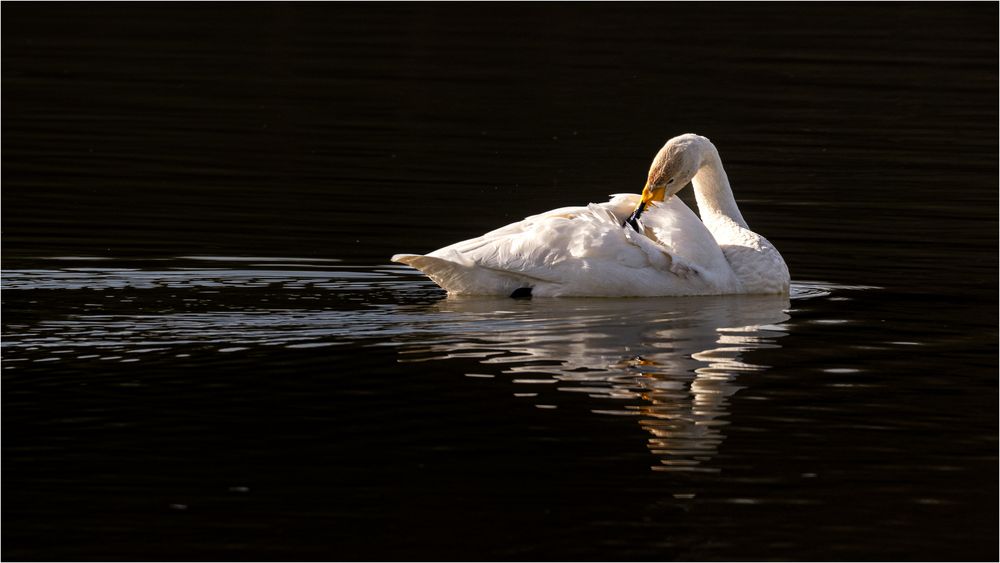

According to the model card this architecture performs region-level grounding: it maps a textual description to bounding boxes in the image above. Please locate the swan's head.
[624,134,714,230]
[643,133,712,203]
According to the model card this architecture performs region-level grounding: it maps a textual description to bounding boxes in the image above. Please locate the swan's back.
[393,194,744,297]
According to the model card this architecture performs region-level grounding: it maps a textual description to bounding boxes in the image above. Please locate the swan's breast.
[717,230,790,294]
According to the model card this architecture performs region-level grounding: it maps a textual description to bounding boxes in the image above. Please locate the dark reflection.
[400,293,792,472]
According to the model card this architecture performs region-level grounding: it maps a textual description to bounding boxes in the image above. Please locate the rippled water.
[3,257,994,560]
[4,259,846,477]
[3,3,997,561]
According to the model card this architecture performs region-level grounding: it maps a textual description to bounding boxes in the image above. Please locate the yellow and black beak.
[623,181,667,231]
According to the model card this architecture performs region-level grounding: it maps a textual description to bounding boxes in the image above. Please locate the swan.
[392,134,789,297]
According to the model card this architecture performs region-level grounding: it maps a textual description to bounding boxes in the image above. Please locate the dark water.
[3,4,997,561]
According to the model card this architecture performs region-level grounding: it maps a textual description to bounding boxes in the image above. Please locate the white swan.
[392,134,789,297]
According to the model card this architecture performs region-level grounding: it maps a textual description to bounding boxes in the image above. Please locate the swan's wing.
[638,197,734,275]
[426,203,659,276]
[394,195,742,296]
[392,206,595,294]
[396,199,694,294]
[641,199,791,293]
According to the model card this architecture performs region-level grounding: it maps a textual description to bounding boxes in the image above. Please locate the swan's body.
[393,134,789,297]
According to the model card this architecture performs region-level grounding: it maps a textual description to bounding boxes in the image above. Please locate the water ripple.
[2,256,872,473]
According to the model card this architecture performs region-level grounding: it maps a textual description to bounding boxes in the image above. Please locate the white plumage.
[393,134,789,297]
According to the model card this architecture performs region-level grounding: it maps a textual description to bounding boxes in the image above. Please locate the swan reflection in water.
[400,293,791,472]
[4,259,801,472]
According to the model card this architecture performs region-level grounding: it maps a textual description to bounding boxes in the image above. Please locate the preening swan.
[392,134,789,297]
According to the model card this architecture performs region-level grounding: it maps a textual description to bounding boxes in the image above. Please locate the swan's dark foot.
[510,287,533,299]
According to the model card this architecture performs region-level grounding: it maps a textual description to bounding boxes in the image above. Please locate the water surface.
[3,3,997,561]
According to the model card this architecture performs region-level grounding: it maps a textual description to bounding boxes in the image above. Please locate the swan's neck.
[691,147,748,230]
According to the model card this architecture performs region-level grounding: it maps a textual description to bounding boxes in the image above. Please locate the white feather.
[393,135,789,297]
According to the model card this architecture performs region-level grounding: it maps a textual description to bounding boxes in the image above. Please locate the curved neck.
[691,145,747,229]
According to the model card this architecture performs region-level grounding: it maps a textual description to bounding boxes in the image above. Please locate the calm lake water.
[3,4,997,561]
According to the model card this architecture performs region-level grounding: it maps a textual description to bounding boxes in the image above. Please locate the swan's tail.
[391,253,525,296]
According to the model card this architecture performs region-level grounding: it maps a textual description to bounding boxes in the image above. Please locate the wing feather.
[393,195,741,296]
